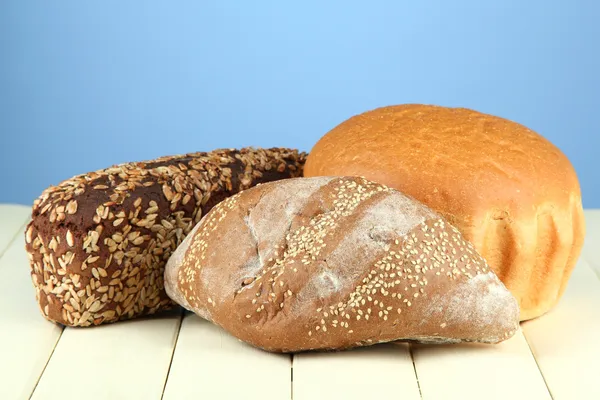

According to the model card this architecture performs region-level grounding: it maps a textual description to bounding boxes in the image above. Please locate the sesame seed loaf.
[25,147,306,327]
[165,176,519,353]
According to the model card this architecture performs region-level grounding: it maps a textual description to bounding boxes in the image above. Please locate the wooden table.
[1,204,599,400]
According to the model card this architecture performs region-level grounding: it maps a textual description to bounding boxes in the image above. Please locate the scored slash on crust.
[167,176,519,352]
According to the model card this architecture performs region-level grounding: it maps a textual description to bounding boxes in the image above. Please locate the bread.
[164,176,519,353]
[25,147,306,327]
[303,104,585,320]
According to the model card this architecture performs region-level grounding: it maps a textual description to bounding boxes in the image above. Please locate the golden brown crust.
[25,147,306,326]
[165,177,519,353]
[304,104,585,320]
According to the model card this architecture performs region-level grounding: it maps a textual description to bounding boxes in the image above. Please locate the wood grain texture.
[521,259,600,400]
[162,312,291,400]
[31,309,182,400]
[0,204,29,257]
[412,330,551,400]
[293,343,421,400]
[0,230,63,400]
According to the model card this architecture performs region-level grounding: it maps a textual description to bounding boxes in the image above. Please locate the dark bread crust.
[166,177,519,353]
[25,147,306,326]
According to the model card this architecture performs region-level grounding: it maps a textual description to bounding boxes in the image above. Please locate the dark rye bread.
[25,147,306,327]
[165,176,519,353]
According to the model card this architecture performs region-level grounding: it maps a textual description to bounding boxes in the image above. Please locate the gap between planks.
[408,343,424,399]
[162,312,292,399]
[0,206,66,400]
[31,309,183,400]
[0,207,65,400]
[292,342,421,400]
[0,218,64,400]
[520,328,554,400]
[8,207,600,400]
[160,307,185,400]
[28,327,65,400]
[520,211,600,400]
[411,329,551,400]
[520,256,600,400]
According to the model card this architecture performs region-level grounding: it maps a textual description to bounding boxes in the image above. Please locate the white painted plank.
[0,204,30,256]
[162,313,291,400]
[293,343,421,400]
[521,259,600,400]
[583,209,600,274]
[31,309,182,400]
[0,234,63,400]
[412,331,550,400]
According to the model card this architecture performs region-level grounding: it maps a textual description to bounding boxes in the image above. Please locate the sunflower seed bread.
[165,176,520,353]
[25,147,306,327]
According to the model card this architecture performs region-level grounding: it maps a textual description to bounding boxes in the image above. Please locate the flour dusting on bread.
[165,176,519,352]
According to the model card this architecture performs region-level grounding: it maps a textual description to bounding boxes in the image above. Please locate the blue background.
[1,1,598,207]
